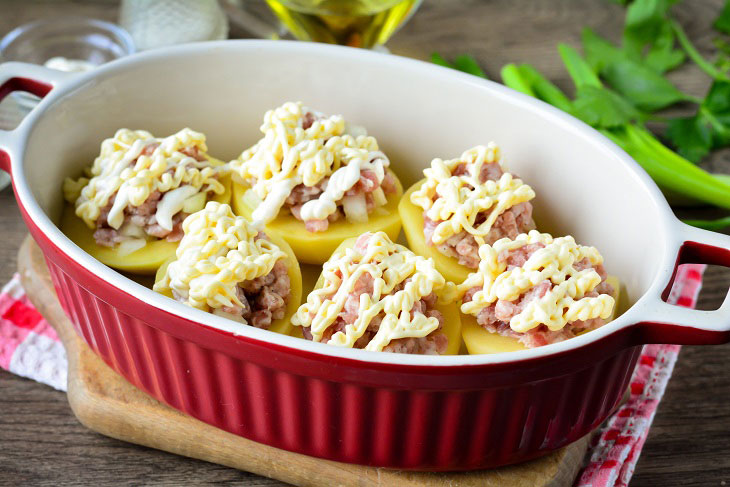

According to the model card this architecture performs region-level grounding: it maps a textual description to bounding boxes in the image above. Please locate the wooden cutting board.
[17,236,590,487]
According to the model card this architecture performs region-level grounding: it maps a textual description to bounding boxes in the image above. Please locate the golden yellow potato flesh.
[399,179,474,285]
[461,275,621,354]
[154,232,302,336]
[61,177,232,275]
[232,170,404,265]
[293,237,463,354]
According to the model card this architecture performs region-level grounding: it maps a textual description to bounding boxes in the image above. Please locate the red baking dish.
[1,41,730,471]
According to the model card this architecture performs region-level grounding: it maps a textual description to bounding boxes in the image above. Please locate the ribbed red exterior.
[43,256,641,470]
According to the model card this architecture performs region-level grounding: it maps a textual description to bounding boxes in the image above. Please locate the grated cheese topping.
[153,202,286,313]
[292,232,455,352]
[63,128,226,233]
[229,101,390,225]
[410,143,535,245]
[459,230,615,333]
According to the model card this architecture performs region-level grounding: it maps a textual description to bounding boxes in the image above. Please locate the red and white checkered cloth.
[0,265,706,486]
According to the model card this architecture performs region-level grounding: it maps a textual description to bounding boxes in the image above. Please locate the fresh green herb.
[558,43,641,127]
[431,53,486,78]
[622,0,677,58]
[431,52,455,69]
[558,43,602,88]
[582,28,695,110]
[712,37,730,74]
[714,0,730,35]
[665,115,714,162]
[517,64,574,112]
[666,80,730,161]
[500,64,536,97]
[645,22,686,73]
[573,85,642,127]
[671,19,730,81]
[453,55,487,78]
[682,215,730,230]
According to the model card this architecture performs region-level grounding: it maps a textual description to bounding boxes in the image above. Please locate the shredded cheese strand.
[410,144,535,245]
[292,232,455,351]
[63,128,225,230]
[229,101,390,225]
[458,231,614,333]
[153,202,286,313]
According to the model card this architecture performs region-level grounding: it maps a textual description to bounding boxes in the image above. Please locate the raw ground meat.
[302,111,317,130]
[91,143,211,247]
[463,244,615,348]
[93,190,189,247]
[171,234,291,330]
[286,170,397,233]
[301,233,448,354]
[423,161,536,268]
[219,259,291,329]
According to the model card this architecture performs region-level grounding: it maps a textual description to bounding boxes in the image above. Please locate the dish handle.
[635,222,730,345]
[0,62,74,174]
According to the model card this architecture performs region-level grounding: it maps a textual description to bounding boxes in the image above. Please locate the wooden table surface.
[1,1,730,485]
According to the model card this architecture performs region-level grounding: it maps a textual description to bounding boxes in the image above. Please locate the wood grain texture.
[0,0,730,485]
[18,236,589,487]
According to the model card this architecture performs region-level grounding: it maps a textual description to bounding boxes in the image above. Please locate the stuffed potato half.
[153,202,302,335]
[292,234,462,355]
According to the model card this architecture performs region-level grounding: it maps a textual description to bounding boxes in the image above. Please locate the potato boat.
[461,276,620,354]
[400,144,536,285]
[62,127,231,274]
[458,228,621,355]
[154,203,302,335]
[295,235,462,355]
[62,174,231,274]
[228,101,404,265]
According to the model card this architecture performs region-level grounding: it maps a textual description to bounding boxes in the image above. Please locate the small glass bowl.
[0,16,135,66]
[0,17,135,109]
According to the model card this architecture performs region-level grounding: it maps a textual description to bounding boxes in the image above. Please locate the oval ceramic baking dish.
[1,41,730,471]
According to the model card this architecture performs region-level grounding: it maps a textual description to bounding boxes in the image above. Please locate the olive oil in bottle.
[265,0,421,48]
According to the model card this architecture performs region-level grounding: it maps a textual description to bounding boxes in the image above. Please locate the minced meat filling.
[273,110,397,233]
[462,243,614,348]
[423,161,536,268]
[92,144,213,247]
[174,258,290,330]
[93,190,189,247]
[286,168,398,233]
[301,272,448,355]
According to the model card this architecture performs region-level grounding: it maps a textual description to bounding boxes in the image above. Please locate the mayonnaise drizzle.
[153,202,287,314]
[156,185,200,231]
[458,231,615,333]
[63,128,225,232]
[410,144,535,245]
[292,232,456,352]
[229,101,390,225]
